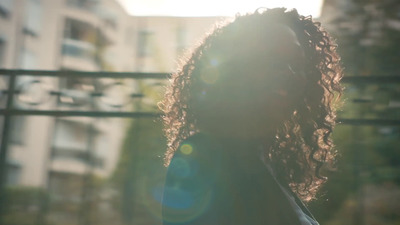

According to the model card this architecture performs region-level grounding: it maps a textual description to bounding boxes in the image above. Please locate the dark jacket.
[162,133,316,225]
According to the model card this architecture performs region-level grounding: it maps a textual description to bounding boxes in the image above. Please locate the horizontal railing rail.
[1,69,400,82]
[0,69,170,79]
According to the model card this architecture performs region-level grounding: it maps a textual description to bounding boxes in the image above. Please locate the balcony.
[62,39,95,60]
[61,38,99,70]
[64,0,102,27]
[63,15,112,49]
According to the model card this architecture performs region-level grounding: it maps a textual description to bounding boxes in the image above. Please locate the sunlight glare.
[117,0,323,18]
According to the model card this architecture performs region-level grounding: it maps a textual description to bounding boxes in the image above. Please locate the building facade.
[0,0,224,189]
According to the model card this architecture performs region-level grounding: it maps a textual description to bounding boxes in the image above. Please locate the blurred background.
[0,0,399,224]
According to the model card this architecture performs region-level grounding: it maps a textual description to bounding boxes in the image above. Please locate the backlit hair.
[159,8,343,201]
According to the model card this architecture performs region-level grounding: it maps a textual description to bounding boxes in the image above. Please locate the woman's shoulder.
[162,133,223,224]
[163,133,307,225]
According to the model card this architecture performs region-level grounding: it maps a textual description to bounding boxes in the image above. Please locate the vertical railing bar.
[79,120,95,225]
[79,104,97,225]
[0,72,17,223]
[36,117,59,225]
[79,78,98,225]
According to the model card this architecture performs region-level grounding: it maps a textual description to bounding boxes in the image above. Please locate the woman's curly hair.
[159,8,343,201]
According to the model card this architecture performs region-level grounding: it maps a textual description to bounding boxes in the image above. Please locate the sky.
[116,0,324,18]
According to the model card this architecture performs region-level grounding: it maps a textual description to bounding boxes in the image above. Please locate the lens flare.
[169,157,191,178]
[180,144,193,155]
[137,173,166,222]
[162,186,214,224]
[210,58,219,66]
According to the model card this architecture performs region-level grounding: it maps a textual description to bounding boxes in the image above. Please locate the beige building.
[0,0,136,190]
[132,16,224,72]
[0,0,224,189]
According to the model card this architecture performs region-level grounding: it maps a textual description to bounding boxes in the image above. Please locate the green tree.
[112,80,167,225]
[310,1,400,224]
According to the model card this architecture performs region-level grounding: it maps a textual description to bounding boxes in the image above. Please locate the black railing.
[0,69,168,224]
[0,69,399,225]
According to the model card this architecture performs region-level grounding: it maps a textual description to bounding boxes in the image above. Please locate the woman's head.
[189,23,309,139]
[160,8,343,200]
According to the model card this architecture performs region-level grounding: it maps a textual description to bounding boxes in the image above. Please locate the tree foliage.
[310,1,400,224]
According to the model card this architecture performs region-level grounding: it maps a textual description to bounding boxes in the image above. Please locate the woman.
[159,8,343,225]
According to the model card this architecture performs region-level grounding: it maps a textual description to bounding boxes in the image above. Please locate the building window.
[6,161,21,186]
[53,120,89,151]
[9,116,26,145]
[63,18,104,57]
[64,18,98,42]
[137,30,153,57]
[52,148,104,168]
[23,0,42,36]
[0,0,13,18]
[0,38,5,67]
[61,38,96,61]
[52,120,104,168]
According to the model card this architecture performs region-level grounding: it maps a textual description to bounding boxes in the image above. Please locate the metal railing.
[0,69,399,225]
[0,69,168,224]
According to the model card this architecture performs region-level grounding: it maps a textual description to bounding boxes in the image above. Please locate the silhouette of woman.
[159,8,343,225]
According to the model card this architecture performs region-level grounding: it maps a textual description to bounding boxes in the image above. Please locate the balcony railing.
[62,39,96,62]
[0,69,398,225]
